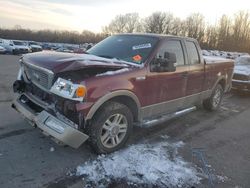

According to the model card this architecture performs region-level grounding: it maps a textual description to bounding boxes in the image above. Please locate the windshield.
[87,35,159,64]
[236,56,250,65]
[13,41,25,46]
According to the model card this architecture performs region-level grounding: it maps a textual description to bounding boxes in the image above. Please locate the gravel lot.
[0,54,250,188]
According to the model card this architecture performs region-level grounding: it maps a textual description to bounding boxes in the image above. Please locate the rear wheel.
[203,84,224,111]
[88,101,133,154]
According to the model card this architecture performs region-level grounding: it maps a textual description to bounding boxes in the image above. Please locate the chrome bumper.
[12,96,89,148]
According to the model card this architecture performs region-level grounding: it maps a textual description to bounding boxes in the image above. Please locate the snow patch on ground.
[50,147,55,152]
[216,175,229,183]
[77,140,201,187]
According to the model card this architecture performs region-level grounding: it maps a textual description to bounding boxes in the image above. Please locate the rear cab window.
[186,41,200,65]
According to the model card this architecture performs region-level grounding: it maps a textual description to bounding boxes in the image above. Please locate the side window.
[186,41,200,65]
[157,40,185,66]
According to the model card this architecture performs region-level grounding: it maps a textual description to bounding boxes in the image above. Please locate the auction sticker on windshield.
[132,54,142,62]
[132,43,152,50]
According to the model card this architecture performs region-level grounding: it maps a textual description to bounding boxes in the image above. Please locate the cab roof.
[116,33,195,41]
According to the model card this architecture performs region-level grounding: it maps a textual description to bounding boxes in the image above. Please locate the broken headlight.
[50,78,87,101]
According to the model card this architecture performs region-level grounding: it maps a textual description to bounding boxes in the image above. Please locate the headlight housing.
[50,78,87,101]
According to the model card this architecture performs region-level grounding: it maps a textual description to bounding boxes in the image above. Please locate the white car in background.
[27,41,43,52]
[202,50,211,56]
[0,46,7,54]
[0,38,15,54]
[12,40,31,54]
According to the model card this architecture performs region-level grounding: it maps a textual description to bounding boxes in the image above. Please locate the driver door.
[141,39,189,119]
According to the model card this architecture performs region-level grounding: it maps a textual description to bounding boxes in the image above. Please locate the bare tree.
[232,11,250,51]
[143,12,167,33]
[124,13,140,33]
[103,13,140,34]
[204,25,218,49]
[217,15,232,50]
[170,17,185,36]
[184,13,205,43]
[163,13,174,34]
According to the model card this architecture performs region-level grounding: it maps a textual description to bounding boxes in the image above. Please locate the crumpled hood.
[234,65,250,76]
[22,51,130,73]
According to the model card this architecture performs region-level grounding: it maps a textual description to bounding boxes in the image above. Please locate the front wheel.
[203,84,224,111]
[88,101,133,154]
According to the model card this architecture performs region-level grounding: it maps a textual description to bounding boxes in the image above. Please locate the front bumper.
[232,79,250,91]
[12,95,89,148]
[14,48,29,54]
[31,48,42,52]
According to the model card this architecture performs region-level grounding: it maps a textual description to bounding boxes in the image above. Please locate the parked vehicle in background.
[56,47,74,53]
[202,50,211,56]
[40,43,51,50]
[27,41,43,52]
[73,48,87,54]
[12,34,234,154]
[0,38,15,54]
[0,46,7,54]
[12,40,31,54]
[232,55,250,92]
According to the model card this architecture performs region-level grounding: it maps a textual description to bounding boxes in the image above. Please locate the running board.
[140,106,197,128]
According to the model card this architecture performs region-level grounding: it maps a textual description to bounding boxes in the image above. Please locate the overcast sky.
[0,0,250,32]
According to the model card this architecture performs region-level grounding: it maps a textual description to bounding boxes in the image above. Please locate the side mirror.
[151,52,177,72]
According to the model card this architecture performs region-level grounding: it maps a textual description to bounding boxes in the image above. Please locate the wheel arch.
[85,90,141,122]
[213,76,226,92]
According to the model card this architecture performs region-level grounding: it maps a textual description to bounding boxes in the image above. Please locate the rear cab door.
[183,39,206,107]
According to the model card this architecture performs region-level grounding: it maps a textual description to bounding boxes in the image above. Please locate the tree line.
[0,26,107,44]
[104,11,250,53]
[0,11,250,53]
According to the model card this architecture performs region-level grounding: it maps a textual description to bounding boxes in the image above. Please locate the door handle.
[135,76,146,81]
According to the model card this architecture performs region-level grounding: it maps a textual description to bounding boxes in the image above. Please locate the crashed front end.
[12,58,89,148]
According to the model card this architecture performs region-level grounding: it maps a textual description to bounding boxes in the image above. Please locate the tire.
[203,84,224,111]
[88,101,133,154]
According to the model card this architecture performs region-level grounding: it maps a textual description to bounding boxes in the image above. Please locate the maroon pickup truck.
[12,34,234,153]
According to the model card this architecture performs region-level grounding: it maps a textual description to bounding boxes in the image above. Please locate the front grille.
[25,83,79,125]
[19,49,28,53]
[233,73,249,81]
[26,83,53,104]
[23,64,53,90]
